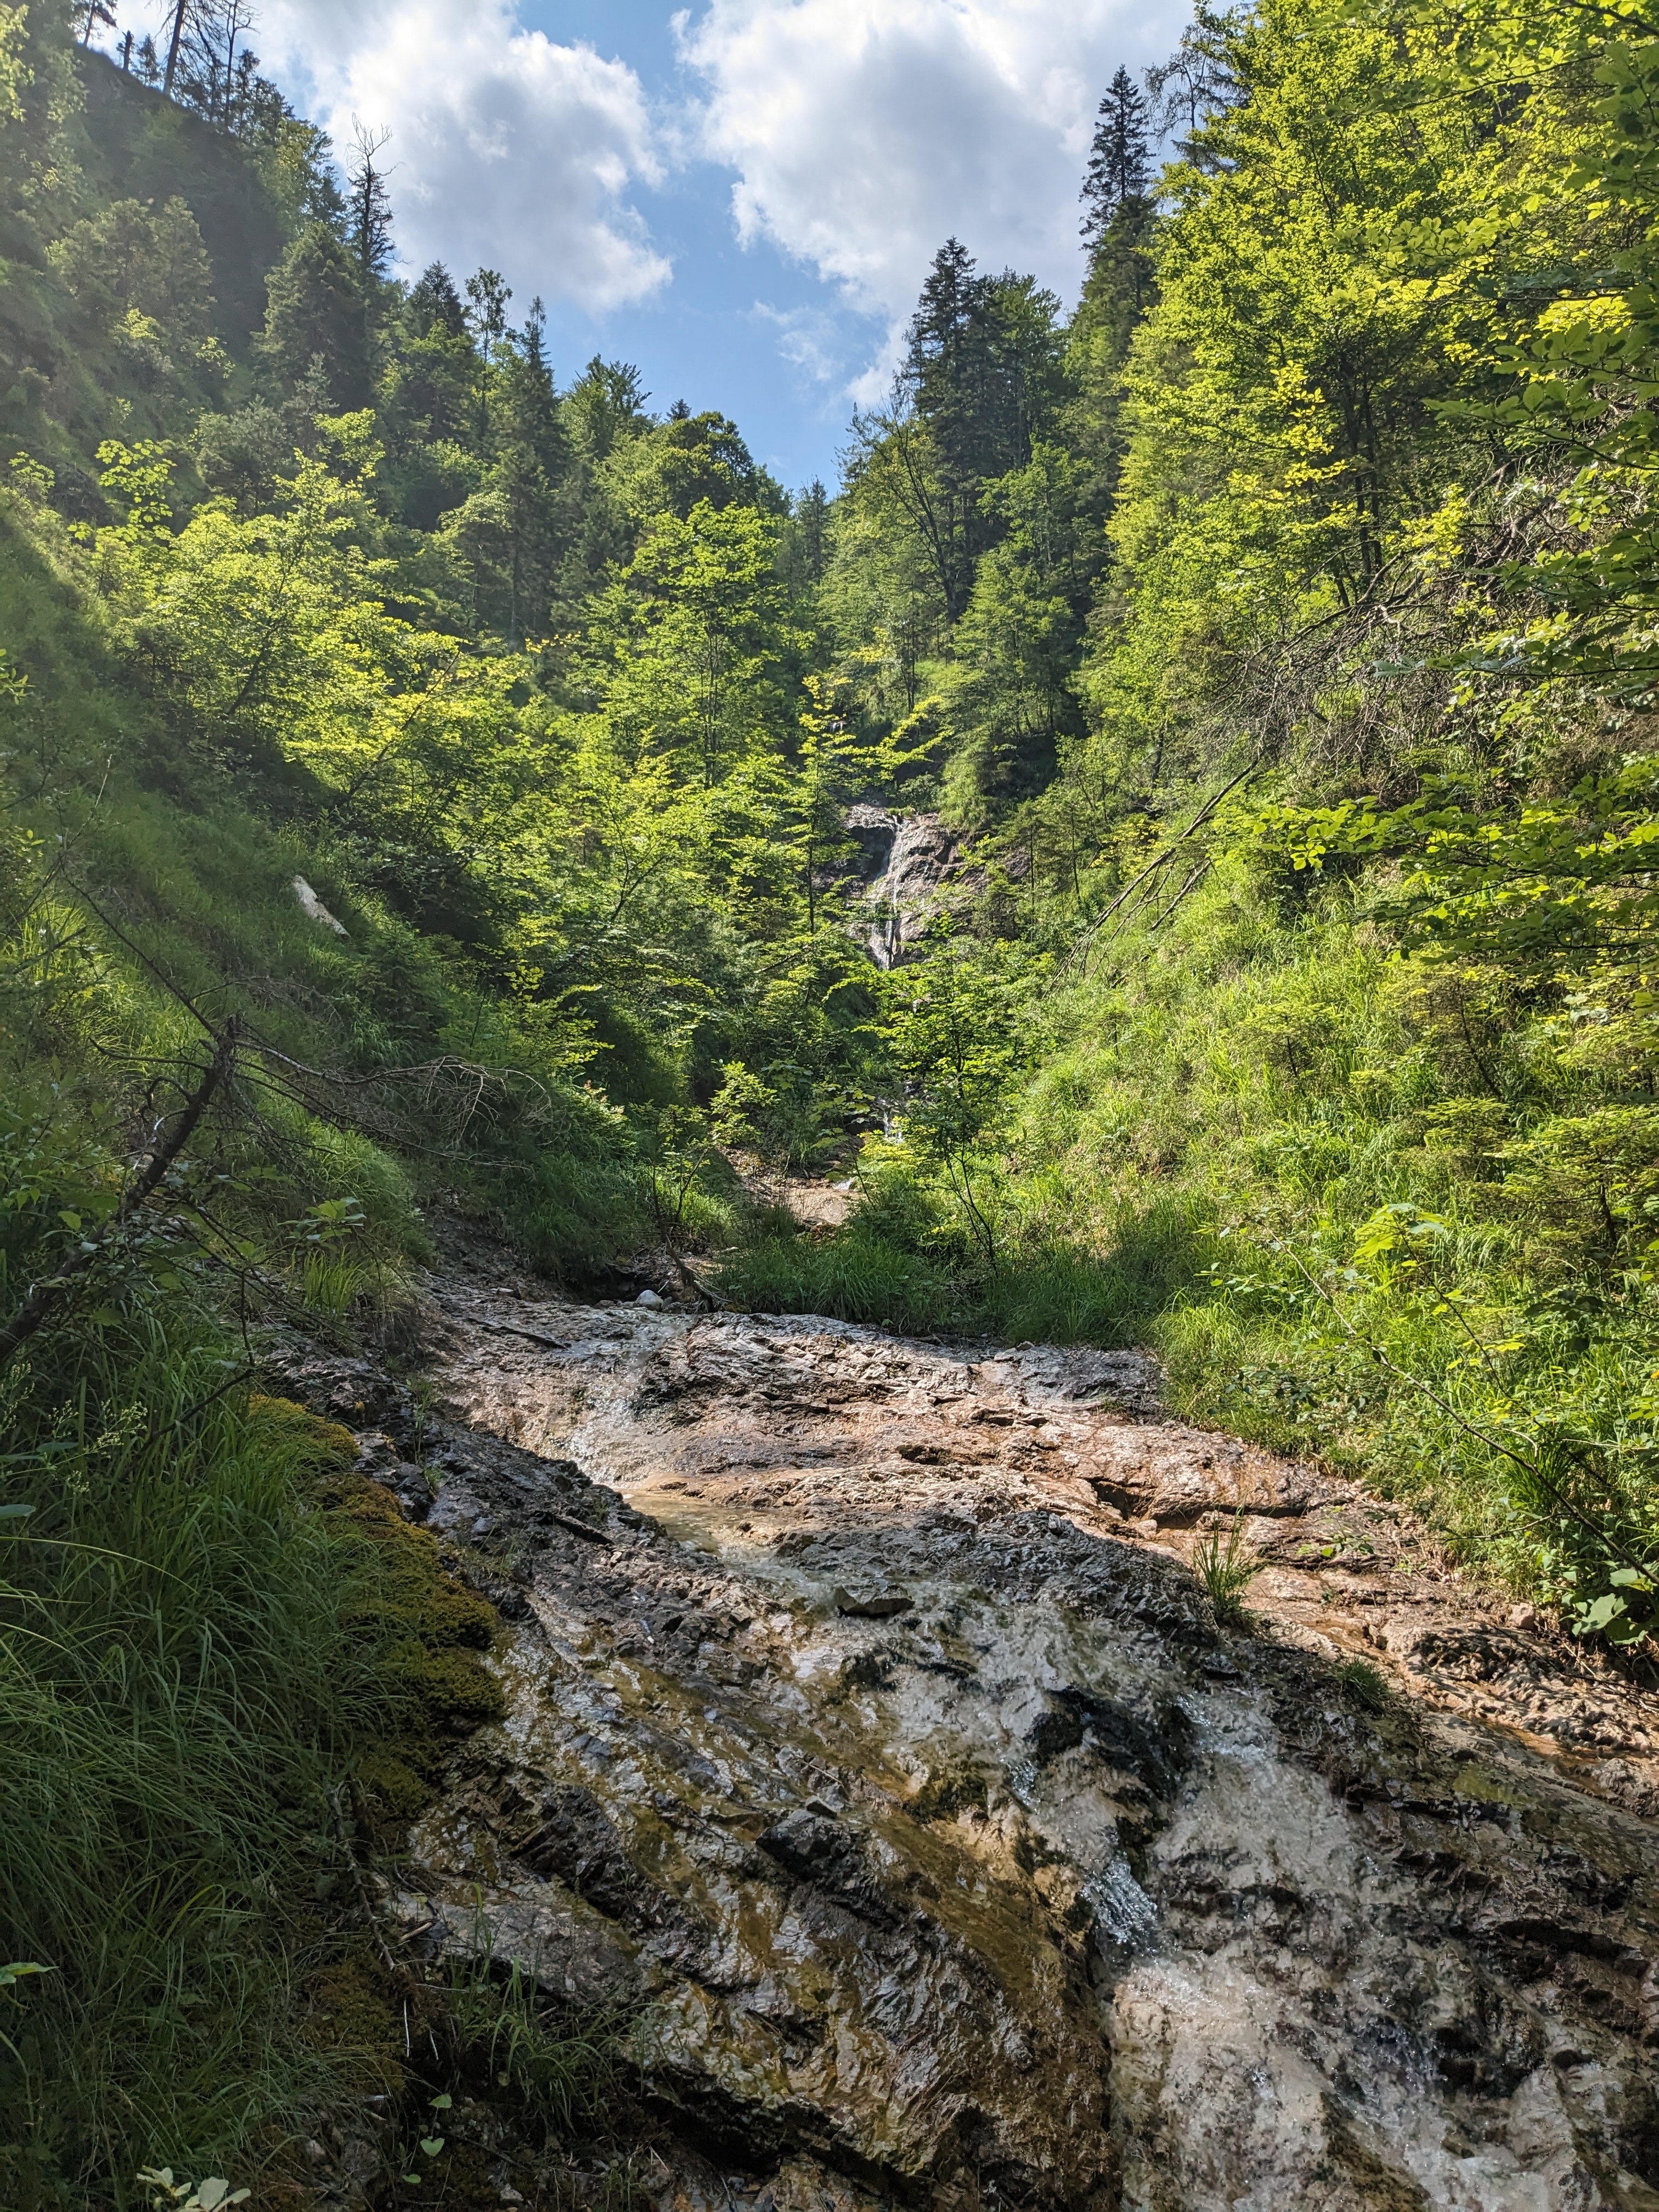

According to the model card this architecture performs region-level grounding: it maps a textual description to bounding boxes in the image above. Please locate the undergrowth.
[718,850,1659,1649]
[0,1319,385,2206]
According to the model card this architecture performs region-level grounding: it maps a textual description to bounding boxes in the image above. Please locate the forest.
[3,0,1659,2198]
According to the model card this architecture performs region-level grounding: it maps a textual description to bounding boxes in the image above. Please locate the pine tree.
[464,269,511,371]
[258,222,370,407]
[74,1,116,50]
[904,239,985,438]
[407,263,467,340]
[173,0,256,126]
[798,480,827,584]
[892,242,1062,618]
[1081,67,1152,251]
[465,268,511,444]
[1075,65,1159,379]
[566,357,650,463]
[346,127,395,289]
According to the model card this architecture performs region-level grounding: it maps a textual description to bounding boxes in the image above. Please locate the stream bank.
[278,1242,1659,2212]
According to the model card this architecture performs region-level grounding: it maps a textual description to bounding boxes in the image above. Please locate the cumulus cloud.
[680,0,1189,357]
[252,0,669,312]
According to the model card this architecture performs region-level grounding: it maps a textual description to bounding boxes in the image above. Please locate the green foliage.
[0,1313,392,2205]
[438,1959,614,2137]
[14,3,1659,2193]
[258,220,371,406]
[809,0,1651,1660]
[882,930,1043,1269]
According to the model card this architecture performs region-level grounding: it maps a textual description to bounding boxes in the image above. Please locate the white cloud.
[681,0,1189,362]
[249,0,670,312]
[750,301,850,385]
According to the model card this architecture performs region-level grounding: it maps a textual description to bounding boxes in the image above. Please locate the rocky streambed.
[288,1255,1659,2212]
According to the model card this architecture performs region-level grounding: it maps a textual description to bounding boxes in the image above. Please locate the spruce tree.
[1076,66,1159,376]
[346,128,395,290]
[484,298,571,639]
[897,241,1062,618]
[464,269,511,371]
[1081,67,1151,251]
[258,222,370,407]
[797,480,827,584]
[407,263,467,340]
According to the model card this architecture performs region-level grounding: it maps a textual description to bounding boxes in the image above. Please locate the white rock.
[636,1288,664,1307]
[291,875,347,935]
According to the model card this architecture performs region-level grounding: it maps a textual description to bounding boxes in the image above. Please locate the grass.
[438,1959,616,2138]
[0,1319,387,2207]
[1190,1516,1265,1628]
[1333,1657,1392,1712]
[715,1224,961,1334]
[0,1299,522,2207]
[716,1169,1202,1346]
[0,352,654,2202]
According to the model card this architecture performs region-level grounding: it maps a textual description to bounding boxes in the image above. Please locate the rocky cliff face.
[844,809,968,968]
[286,1257,1659,2212]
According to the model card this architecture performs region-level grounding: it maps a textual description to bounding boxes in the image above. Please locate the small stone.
[637,1288,664,1307]
[832,1585,913,1618]
[1509,1604,1539,1632]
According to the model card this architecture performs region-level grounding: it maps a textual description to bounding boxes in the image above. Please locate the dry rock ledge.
[284,1252,1659,2212]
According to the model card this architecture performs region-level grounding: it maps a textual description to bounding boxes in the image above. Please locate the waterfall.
[854,808,961,967]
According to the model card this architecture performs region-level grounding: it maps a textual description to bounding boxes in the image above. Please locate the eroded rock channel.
[290,1259,1659,2211]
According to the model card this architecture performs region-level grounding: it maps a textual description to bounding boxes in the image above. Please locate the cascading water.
[851,806,964,967]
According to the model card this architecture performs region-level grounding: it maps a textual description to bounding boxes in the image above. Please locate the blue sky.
[106,0,1193,490]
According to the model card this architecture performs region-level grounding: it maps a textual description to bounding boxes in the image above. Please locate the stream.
[287,1255,1659,2212]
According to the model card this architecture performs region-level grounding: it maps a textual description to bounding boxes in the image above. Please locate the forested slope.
[3,0,1659,2197]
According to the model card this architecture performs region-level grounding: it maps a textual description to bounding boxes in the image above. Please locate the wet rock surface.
[281,1257,1659,2211]
[844,807,972,968]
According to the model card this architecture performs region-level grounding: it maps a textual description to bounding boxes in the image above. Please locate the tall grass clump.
[0,1304,391,2208]
[716,1224,960,1335]
[439,1957,616,2138]
[1190,1517,1264,1628]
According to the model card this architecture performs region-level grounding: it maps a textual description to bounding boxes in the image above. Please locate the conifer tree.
[793,479,828,590]
[566,357,650,462]
[258,221,370,406]
[465,267,511,443]
[1077,64,1158,357]
[1081,67,1151,251]
[490,295,570,639]
[885,241,1062,620]
[407,262,467,340]
[465,268,511,371]
[346,127,394,290]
